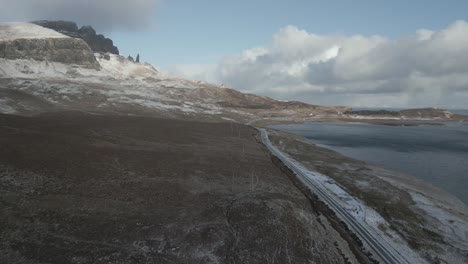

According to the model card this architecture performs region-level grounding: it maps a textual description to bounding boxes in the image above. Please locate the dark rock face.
[0,38,100,69]
[31,20,119,55]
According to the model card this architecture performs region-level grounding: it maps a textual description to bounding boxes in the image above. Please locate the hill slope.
[0,22,348,124]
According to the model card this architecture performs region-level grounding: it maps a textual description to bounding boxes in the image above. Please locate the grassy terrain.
[0,112,360,264]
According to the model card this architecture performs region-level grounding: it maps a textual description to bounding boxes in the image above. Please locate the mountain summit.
[31,20,119,55]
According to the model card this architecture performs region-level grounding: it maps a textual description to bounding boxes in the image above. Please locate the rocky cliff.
[0,23,100,69]
[0,38,100,69]
[32,20,119,54]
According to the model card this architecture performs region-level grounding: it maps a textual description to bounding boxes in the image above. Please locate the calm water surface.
[270,122,468,204]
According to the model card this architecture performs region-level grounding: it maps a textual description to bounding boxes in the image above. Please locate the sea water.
[270,121,468,204]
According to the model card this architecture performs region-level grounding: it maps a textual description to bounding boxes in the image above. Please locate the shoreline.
[262,118,468,208]
[264,127,468,263]
[265,119,468,205]
[249,114,468,127]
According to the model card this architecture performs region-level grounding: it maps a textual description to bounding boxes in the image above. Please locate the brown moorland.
[0,112,363,264]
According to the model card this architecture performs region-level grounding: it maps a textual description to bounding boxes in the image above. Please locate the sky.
[1,0,468,108]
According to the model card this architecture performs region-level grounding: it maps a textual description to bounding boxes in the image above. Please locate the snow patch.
[0,22,68,41]
[107,96,195,113]
[0,98,17,114]
[411,192,468,250]
[348,115,401,120]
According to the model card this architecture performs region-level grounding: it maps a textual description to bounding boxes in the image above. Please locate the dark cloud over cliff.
[0,0,158,31]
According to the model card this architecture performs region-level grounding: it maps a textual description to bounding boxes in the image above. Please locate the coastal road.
[259,128,410,264]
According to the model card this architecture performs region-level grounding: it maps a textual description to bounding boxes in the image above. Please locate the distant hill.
[343,107,467,122]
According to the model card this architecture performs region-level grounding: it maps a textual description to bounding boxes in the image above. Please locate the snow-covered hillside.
[0,54,345,122]
[0,22,68,41]
[0,22,347,123]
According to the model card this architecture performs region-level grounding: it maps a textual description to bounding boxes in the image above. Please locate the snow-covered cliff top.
[0,52,202,91]
[0,22,68,41]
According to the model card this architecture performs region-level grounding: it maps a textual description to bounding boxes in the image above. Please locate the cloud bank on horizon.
[170,20,468,108]
[0,0,158,31]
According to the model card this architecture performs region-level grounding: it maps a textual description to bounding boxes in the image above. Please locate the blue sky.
[109,0,468,67]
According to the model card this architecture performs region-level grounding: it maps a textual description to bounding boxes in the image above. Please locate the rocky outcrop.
[400,108,454,119]
[0,38,100,69]
[31,20,119,55]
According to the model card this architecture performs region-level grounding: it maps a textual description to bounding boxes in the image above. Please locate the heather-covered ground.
[0,112,361,264]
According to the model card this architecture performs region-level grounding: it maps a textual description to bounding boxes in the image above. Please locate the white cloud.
[0,0,158,31]
[170,20,468,108]
[163,64,218,83]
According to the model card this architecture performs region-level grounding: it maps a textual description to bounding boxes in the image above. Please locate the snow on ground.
[0,53,203,89]
[272,146,427,263]
[94,54,202,90]
[411,192,468,250]
[153,78,200,90]
[202,109,222,115]
[348,115,401,120]
[107,96,196,113]
[348,114,456,121]
[0,59,68,78]
[0,98,17,114]
[0,22,68,41]
[0,47,242,117]
[443,110,454,119]
[0,55,119,81]
[95,54,159,80]
[0,53,209,111]
[98,87,165,101]
[368,164,468,262]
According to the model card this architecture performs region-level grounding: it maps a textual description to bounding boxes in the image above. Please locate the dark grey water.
[270,122,468,204]
[352,107,468,116]
[451,109,468,115]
